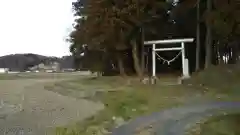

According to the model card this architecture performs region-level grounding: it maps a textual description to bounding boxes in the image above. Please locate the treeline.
[69,0,240,77]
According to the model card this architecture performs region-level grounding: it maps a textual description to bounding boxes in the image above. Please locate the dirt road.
[0,77,104,135]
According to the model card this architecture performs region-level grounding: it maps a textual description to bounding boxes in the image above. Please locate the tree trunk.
[136,0,145,75]
[117,54,126,76]
[131,39,143,77]
[195,0,201,71]
[141,27,145,74]
[213,44,218,65]
[204,0,212,69]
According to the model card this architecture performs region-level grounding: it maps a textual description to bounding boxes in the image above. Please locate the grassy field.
[188,114,240,135]
[45,65,240,135]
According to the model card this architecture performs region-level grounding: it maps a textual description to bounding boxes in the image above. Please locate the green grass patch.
[52,84,237,134]
[189,114,240,135]
[54,83,200,135]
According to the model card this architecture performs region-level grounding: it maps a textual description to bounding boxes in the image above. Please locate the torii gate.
[144,38,194,80]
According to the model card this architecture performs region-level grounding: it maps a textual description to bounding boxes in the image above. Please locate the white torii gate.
[144,38,194,79]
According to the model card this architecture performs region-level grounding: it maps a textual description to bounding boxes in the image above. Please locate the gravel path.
[0,78,104,135]
[111,101,240,135]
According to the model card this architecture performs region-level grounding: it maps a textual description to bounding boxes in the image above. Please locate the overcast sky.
[0,0,75,57]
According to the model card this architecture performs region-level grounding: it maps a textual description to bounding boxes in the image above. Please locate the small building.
[29,61,61,72]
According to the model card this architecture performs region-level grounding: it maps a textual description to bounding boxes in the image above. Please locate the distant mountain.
[0,53,75,71]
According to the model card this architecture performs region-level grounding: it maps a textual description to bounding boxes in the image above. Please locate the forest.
[69,0,240,78]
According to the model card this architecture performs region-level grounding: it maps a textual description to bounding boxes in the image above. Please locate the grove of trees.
[69,0,240,78]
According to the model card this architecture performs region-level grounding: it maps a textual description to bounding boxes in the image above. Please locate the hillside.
[0,53,75,71]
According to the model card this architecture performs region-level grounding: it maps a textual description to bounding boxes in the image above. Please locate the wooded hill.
[0,53,75,71]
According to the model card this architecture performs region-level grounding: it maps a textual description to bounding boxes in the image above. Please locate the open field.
[0,71,92,80]
[0,72,103,135]
[45,66,240,135]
